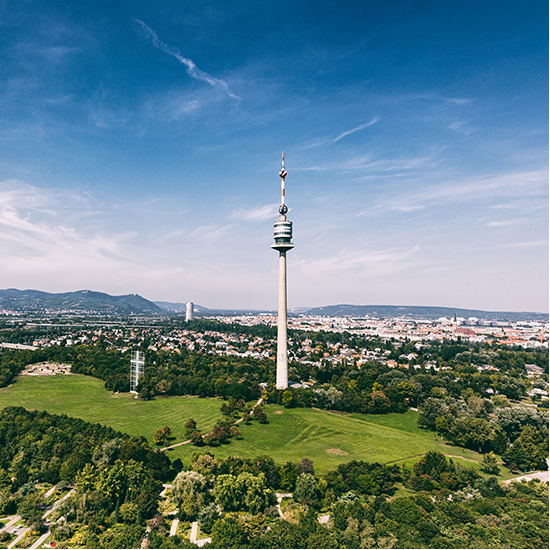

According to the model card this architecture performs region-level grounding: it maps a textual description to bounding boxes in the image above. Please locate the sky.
[0,0,547,312]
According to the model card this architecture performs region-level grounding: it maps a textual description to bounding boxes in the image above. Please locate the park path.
[190,521,211,547]
[161,397,263,451]
[29,531,50,549]
[275,492,292,518]
[8,527,29,549]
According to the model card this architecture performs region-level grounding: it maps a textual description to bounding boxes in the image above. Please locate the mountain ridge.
[1,289,547,321]
[0,289,162,315]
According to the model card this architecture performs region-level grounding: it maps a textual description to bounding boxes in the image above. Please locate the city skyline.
[0,1,547,313]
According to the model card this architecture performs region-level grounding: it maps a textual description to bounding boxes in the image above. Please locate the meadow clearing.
[0,373,502,476]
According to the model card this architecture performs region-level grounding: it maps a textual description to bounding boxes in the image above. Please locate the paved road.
[30,531,50,549]
[505,470,549,484]
[0,516,21,534]
[7,527,29,549]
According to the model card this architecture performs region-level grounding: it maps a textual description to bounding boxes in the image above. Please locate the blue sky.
[0,0,547,312]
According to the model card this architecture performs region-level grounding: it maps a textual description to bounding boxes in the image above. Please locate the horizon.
[1,287,549,316]
[0,1,547,312]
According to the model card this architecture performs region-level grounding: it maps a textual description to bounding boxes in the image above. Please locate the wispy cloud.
[192,224,235,240]
[304,118,379,149]
[498,240,548,249]
[134,19,240,100]
[294,150,437,173]
[448,120,476,135]
[231,204,278,222]
[485,219,527,228]
[333,118,380,142]
[295,245,420,277]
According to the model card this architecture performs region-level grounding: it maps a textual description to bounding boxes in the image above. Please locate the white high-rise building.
[185,301,194,322]
[271,152,294,389]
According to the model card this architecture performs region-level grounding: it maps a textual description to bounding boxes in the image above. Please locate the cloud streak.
[231,204,279,222]
[304,118,379,149]
[134,19,240,100]
[333,118,380,142]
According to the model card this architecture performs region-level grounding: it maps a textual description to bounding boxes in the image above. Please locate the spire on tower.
[279,151,288,215]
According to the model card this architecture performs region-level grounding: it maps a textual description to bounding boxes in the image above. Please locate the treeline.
[0,407,173,549]
[418,395,548,471]
[71,346,266,401]
[147,450,548,549]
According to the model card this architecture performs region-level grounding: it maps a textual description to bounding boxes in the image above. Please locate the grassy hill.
[0,374,493,475]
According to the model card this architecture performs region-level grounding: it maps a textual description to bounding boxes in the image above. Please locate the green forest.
[0,324,548,548]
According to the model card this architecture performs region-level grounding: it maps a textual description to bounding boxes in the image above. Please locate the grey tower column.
[271,152,293,390]
[276,251,288,388]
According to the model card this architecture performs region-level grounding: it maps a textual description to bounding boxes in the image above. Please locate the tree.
[213,472,273,514]
[282,390,294,408]
[481,452,500,475]
[253,406,268,424]
[153,429,167,446]
[119,501,139,524]
[297,457,315,475]
[230,425,241,438]
[370,390,391,414]
[184,418,197,435]
[240,472,274,514]
[172,470,208,521]
[389,497,423,526]
[414,451,449,480]
[212,424,230,443]
[75,463,96,493]
[172,470,208,505]
[294,473,318,505]
[213,474,241,511]
[210,516,246,548]
[279,461,298,491]
[190,431,203,446]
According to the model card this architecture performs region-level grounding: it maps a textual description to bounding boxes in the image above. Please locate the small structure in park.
[130,351,145,393]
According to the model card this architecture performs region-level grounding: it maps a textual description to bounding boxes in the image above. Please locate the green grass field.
[0,374,487,475]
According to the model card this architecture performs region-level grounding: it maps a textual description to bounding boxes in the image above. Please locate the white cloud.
[134,20,240,101]
[303,118,380,149]
[231,204,278,222]
[485,219,527,228]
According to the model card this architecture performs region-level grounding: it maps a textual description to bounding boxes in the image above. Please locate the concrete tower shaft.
[272,151,293,389]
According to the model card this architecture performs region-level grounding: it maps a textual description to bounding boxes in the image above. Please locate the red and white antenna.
[279,151,288,214]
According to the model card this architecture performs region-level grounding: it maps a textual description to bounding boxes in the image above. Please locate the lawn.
[0,374,223,446]
[0,374,486,475]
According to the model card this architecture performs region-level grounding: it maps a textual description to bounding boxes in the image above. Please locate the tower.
[130,350,145,393]
[185,301,194,322]
[271,152,294,389]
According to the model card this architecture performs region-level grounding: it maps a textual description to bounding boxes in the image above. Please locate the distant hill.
[0,289,162,315]
[305,304,549,322]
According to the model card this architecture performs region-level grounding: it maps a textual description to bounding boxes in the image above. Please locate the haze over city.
[0,1,547,312]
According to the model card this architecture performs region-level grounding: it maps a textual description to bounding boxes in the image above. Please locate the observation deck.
[272,215,294,252]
